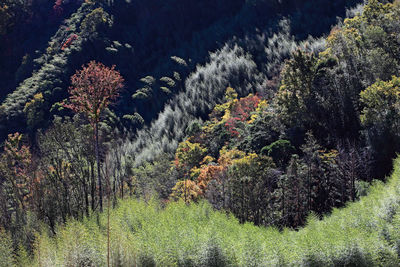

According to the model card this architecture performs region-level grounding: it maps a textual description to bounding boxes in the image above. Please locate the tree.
[0,4,12,35]
[80,7,111,38]
[174,140,207,178]
[130,153,175,200]
[38,116,95,225]
[170,180,202,203]
[279,154,307,227]
[23,93,45,131]
[301,132,321,212]
[261,139,295,168]
[0,133,33,241]
[0,230,13,266]
[0,0,31,36]
[337,144,370,202]
[360,76,400,177]
[237,102,283,153]
[277,50,318,129]
[64,61,124,212]
[227,152,278,225]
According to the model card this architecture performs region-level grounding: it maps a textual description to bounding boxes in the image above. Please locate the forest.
[1,0,400,266]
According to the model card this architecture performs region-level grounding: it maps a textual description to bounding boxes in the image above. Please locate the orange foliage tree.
[64,61,124,212]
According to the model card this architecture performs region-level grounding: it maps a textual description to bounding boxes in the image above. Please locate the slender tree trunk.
[282,185,285,226]
[90,161,95,211]
[296,181,300,226]
[60,184,66,223]
[121,178,124,199]
[106,166,111,267]
[184,180,187,203]
[113,174,117,208]
[38,242,41,267]
[222,175,226,210]
[107,184,110,267]
[351,168,356,201]
[95,123,103,212]
[84,181,89,217]
[62,180,71,217]
[308,165,311,212]
[241,183,244,223]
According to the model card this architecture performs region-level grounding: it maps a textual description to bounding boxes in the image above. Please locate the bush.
[31,157,400,266]
[0,230,14,267]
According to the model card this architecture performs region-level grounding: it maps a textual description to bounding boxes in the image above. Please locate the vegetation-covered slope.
[3,156,398,266]
[125,0,400,231]
[0,0,360,140]
[2,1,400,266]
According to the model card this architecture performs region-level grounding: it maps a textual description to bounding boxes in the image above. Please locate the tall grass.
[26,157,400,266]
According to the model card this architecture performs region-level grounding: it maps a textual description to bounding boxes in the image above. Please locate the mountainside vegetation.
[0,0,360,139]
[3,156,400,266]
[1,0,400,266]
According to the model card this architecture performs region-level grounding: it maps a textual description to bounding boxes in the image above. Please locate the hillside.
[3,156,399,266]
[1,0,400,266]
[0,0,360,139]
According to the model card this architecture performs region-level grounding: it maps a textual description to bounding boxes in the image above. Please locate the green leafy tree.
[174,140,207,177]
[80,7,112,38]
[227,152,278,225]
[277,50,318,129]
[0,230,14,267]
[23,93,45,131]
[360,76,400,176]
[261,139,295,168]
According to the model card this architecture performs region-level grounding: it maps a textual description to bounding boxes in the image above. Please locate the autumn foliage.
[64,61,124,126]
[64,60,124,212]
[212,88,261,137]
[61,34,78,50]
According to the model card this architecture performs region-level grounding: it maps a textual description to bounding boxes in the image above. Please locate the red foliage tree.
[225,94,260,137]
[64,61,124,212]
[231,94,260,120]
[61,34,78,50]
[225,117,241,137]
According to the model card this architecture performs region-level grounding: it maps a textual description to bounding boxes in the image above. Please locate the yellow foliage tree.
[174,140,207,174]
[169,180,202,203]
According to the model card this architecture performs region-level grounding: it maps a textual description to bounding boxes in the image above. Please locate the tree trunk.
[95,123,103,212]
[121,178,124,199]
[282,185,285,226]
[90,161,95,211]
[107,178,110,267]
[308,165,311,212]
[62,180,71,217]
[113,173,117,208]
[241,183,244,223]
[84,181,89,217]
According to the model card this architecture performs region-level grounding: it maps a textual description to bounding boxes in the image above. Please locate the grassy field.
[19,157,400,266]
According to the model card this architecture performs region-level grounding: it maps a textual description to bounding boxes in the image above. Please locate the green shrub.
[32,158,400,266]
[0,230,14,267]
